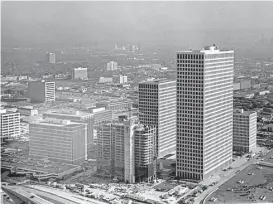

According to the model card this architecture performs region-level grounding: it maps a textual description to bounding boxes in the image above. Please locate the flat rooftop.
[177,45,233,54]
[44,109,93,117]
[139,78,175,85]
[234,110,257,116]
[31,119,85,127]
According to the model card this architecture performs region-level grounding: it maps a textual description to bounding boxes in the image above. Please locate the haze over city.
[1,1,273,204]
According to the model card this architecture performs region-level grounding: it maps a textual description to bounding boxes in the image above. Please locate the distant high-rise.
[72,67,88,80]
[107,61,118,71]
[46,52,56,64]
[176,45,234,180]
[29,118,87,164]
[0,109,20,142]
[233,109,257,153]
[28,81,55,103]
[138,79,176,158]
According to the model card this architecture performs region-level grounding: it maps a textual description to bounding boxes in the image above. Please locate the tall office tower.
[72,67,88,80]
[138,79,176,158]
[134,125,157,182]
[46,52,56,64]
[233,109,257,153]
[0,109,20,142]
[106,61,118,71]
[28,80,55,103]
[43,110,94,147]
[176,45,234,180]
[29,118,87,164]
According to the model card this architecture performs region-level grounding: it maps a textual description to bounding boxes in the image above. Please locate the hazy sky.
[2,1,273,47]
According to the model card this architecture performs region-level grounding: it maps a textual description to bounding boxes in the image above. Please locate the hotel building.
[28,81,55,103]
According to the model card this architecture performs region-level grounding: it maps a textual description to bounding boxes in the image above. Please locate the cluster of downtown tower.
[97,45,235,183]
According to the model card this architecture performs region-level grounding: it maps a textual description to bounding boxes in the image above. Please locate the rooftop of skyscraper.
[31,118,84,127]
[139,78,175,84]
[177,44,234,54]
[44,109,93,117]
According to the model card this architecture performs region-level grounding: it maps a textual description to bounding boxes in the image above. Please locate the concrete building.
[138,79,176,158]
[46,52,56,64]
[240,79,251,90]
[233,109,257,153]
[176,45,234,180]
[43,109,94,147]
[0,109,20,142]
[28,81,55,103]
[97,116,156,183]
[72,67,88,80]
[234,83,241,91]
[29,118,87,164]
[119,75,128,84]
[107,61,118,71]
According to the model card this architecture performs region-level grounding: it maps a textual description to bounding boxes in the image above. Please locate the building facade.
[43,110,94,147]
[233,109,257,153]
[46,52,56,64]
[29,118,87,164]
[138,79,176,158]
[106,61,118,71]
[72,67,88,80]
[176,45,234,180]
[134,125,157,182]
[28,81,55,103]
[0,109,20,142]
[96,116,156,183]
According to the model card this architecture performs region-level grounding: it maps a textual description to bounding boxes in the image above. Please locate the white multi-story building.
[28,80,55,103]
[1,109,20,142]
[176,45,234,180]
[139,79,176,158]
[72,67,88,80]
[29,118,87,164]
[233,109,257,153]
[106,61,118,71]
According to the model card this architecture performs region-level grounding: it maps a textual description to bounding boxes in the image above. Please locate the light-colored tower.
[233,109,257,153]
[176,45,234,180]
[107,61,118,71]
[138,79,176,158]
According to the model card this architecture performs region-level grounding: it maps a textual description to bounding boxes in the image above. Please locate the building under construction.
[96,116,156,183]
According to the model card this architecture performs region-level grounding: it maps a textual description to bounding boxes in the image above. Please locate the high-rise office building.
[106,61,118,71]
[96,116,156,183]
[176,45,234,180]
[0,109,20,142]
[29,118,87,164]
[233,109,257,153]
[138,79,176,158]
[46,52,56,64]
[72,67,88,80]
[43,109,94,147]
[28,81,55,103]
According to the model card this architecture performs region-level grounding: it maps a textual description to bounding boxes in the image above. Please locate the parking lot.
[205,150,273,204]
